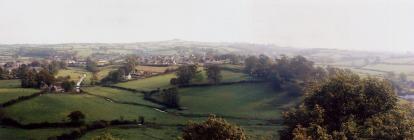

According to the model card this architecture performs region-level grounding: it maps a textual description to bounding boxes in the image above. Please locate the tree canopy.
[279,71,414,139]
[182,115,247,140]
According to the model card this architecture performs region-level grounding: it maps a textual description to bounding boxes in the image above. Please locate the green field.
[363,64,414,74]
[81,126,181,140]
[56,67,92,84]
[136,65,177,73]
[0,127,72,140]
[178,83,299,120]
[83,86,162,108]
[115,73,176,91]
[0,88,40,104]
[3,94,186,125]
[0,80,21,88]
[115,70,248,91]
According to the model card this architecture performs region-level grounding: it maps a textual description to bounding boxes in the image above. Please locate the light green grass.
[0,127,72,140]
[136,65,177,73]
[0,80,21,88]
[178,83,299,120]
[115,73,176,91]
[56,67,92,84]
[83,86,162,108]
[0,88,39,104]
[115,70,248,91]
[4,94,186,125]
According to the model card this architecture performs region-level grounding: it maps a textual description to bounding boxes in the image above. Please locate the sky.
[0,0,413,52]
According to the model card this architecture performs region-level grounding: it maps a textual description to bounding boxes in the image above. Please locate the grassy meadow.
[178,83,299,120]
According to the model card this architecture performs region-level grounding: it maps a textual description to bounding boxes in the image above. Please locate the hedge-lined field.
[115,73,176,91]
[83,86,162,108]
[0,88,40,104]
[178,83,300,120]
[0,127,72,140]
[3,94,187,125]
[0,80,21,88]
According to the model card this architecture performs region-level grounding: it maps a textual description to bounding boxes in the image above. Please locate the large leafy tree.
[176,65,198,85]
[205,64,222,84]
[280,71,414,139]
[182,115,247,140]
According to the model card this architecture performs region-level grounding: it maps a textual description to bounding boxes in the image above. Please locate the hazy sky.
[0,0,413,52]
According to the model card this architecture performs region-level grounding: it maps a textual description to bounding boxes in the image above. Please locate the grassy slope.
[178,83,299,120]
[0,127,72,140]
[83,86,162,108]
[0,79,40,104]
[3,94,186,125]
[115,73,176,91]
[0,80,21,88]
[56,67,92,84]
[0,88,40,104]
[115,70,248,91]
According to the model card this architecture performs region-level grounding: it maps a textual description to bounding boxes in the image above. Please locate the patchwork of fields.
[0,65,294,139]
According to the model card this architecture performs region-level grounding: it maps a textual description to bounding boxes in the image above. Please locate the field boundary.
[0,90,46,108]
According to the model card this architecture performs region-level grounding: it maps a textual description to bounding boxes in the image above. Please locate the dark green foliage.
[67,111,85,124]
[102,69,125,84]
[21,68,55,88]
[176,65,198,85]
[61,80,75,92]
[205,64,222,84]
[182,115,247,140]
[280,71,414,139]
[123,55,138,74]
[161,87,180,108]
[86,57,99,73]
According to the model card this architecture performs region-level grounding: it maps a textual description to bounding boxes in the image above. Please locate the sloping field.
[115,73,176,91]
[3,94,186,125]
[178,83,300,120]
[0,127,72,140]
[0,80,21,88]
[0,88,39,104]
[115,69,248,91]
[83,86,162,108]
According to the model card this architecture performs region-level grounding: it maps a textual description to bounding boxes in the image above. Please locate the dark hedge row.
[0,91,46,108]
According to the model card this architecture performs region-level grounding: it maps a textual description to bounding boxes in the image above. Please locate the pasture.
[83,86,162,108]
[0,88,39,104]
[178,83,300,120]
[3,94,186,125]
[0,127,72,140]
[0,79,21,88]
[56,67,92,84]
[115,73,176,91]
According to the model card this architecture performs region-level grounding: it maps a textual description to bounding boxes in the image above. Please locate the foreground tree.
[279,71,414,139]
[182,115,247,140]
[205,64,222,84]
